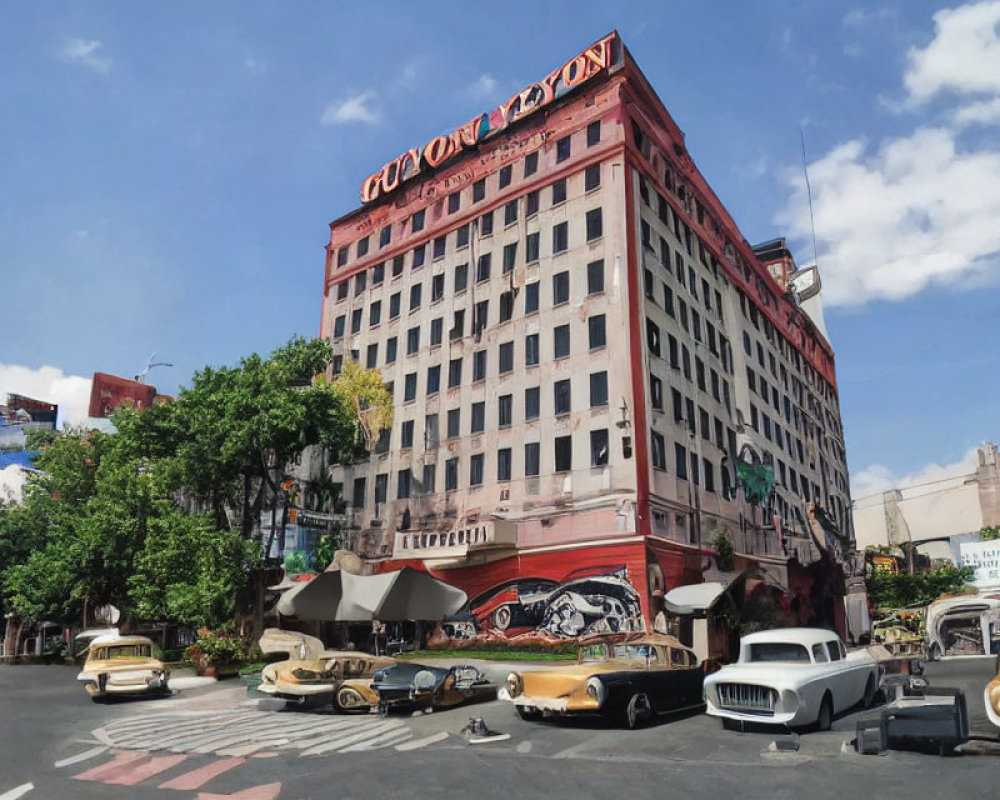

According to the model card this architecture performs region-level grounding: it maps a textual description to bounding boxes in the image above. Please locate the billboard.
[959,539,1000,589]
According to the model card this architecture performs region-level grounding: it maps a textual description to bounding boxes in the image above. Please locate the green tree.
[980,525,1000,541]
[866,564,976,610]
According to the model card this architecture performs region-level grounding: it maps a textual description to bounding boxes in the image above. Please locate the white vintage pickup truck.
[704,628,880,730]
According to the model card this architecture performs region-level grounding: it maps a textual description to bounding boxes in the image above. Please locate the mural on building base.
[428,566,644,648]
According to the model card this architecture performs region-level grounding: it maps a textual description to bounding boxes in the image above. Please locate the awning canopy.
[275,567,467,622]
[663,582,727,615]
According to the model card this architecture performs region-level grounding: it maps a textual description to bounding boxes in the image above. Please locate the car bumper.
[705,699,800,726]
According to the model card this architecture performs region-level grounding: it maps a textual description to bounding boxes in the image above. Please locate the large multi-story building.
[318,33,854,649]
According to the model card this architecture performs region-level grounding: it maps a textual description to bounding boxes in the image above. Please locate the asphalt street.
[1,657,997,800]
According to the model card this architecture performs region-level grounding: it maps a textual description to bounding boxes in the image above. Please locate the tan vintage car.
[986,656,1000,729]
[258,652,396,711]
[504,633,704,729]
[77,634,170,702]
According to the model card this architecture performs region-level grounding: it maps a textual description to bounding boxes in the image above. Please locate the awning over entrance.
[663,582,727,615]
[275,567,467,622]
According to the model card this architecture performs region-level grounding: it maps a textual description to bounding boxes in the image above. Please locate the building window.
[524,282,539,313]
[374,473,387,504]
[588,315,606,349]
[422,463,436,494]
[587,259,604,294]
[554,378,571,415]
[411,209,425,232]
[351,308,362,334]
[504,200,518,226]
[584,164,600,192]
[333,315,345,339]
[355,271,367,296]
[646,318,661,356]
[470,453,484,486]
[431,273,445,303]
[447,408,460,438]
[587,120,601,147]
[380,226,391,248]
[390,292,401,319]
[352,477,367,507]
[480,211,494,236]
[392,254,404,276]
[473,350,487,382]
[552,179,567,205]
[500,290,515,322]
[675,443,688,480]
[471,401,485,433]
[433,236,446,259]
[473,178,486,203]
[704,459,715,492]
[524,151,538,177]
[404,372,417,402]
[502,243,517,274]
[668,335,679,369]
[445,458,458,491]
[525,333,540,366]
[552,221,568,254]
[650,374,663,409]
[586,208,603,241]
[337,247,349,267]
[526,190,540,217]
[499,341,514,374]
[454,263,468,293]
[406,326,420,355]
[476,253,491,282]
[427,365,440,394]
[430,317,443,346]
[591,429,609,467]
[644,267,654,297]
[554,324,570,358]
[473,299,488,336]
[397,469,411,499]
[373,262,384,285]
[448,191,460,214]
[385,337,397,364]
[525,387,540,420]
[525,442,540,476]
[499,164,512,189]
[409,283,422,311]
[556,135,571,162]
[651,431,666,469]
[448,357,462,387]
[663,284,674,316]
[336,281,349,301]
[552,270,570,305]
[498,394,512,427]
[412,244,425,269]
[366,343,378,369]
[456,225,469,249]
[526,232,540,263]
[497,448,512,481]
[451,309,465,339]
[357,236,369,258]
[401,419,415,448]
[590,371,608,407]
[554,435,572,472]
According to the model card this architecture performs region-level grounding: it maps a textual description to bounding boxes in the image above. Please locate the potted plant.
[185,629,250,678]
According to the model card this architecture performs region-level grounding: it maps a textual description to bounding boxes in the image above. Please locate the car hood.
[705,663,816,688]
[517,661,636,698]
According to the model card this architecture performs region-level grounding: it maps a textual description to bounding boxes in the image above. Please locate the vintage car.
[370,662,495,714]
[704,628,880,731]
[985,656,1000,729]
[77,633,169,702]
[925,593,1000,660]
[258,651,396,711]
[503,633,704,729]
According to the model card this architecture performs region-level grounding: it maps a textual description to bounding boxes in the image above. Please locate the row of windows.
[335,120,604,267]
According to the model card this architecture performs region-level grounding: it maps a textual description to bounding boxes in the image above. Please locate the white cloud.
[320,92,380,126]
[467,74,498,99]
[777,3,1000,306]
[0,465,29,505]
[59,38,112,74]
[904,1,1000,103]
[843,7,895,28]
[852,446,979,500]
[0,364,92,429]
[244,57,267,76]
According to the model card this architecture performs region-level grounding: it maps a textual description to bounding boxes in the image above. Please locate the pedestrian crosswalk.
[93,708,424,757]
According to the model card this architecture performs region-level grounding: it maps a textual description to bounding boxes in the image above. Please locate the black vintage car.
[370,662,495,714]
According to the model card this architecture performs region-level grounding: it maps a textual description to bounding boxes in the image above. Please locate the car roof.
[89,635,155,649]
[740,628,840,647]
[579,632,691,651]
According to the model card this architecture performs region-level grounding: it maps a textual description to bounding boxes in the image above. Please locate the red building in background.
[317,33,856,655]
[88,373,159,418]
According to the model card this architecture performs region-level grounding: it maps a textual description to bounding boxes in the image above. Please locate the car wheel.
[516,705,542,721]
[816,695,833,732]
[863,674,878,709]
[624,692,651,730]
[334,686,369,714]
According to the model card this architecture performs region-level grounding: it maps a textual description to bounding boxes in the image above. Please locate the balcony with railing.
[392,519,518,561]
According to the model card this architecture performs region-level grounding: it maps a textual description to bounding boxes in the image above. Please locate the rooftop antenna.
[799,128,819,266]
[135,352,173,384]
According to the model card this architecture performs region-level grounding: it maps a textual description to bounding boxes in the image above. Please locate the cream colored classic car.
[77,633,169,702]
[258,651,396,711]
[985,657,1000,729]
[503,633,704,729]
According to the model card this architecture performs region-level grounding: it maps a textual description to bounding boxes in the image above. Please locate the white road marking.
[54,747,108,768]
[0,783,33,800]
[339,728,413,752]
[300,721,406,756]
[395,731,450,751]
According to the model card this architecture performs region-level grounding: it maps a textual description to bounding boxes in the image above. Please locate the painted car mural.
[429,566,644,647]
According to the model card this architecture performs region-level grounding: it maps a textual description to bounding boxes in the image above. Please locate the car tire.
[516,705,542,721]
[863,674,878,709]
[334,686,369,714]
[624,692,651,730]
[816,695,833,732]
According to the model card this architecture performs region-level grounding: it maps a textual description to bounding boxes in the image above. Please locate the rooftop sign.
[359,32,621,204]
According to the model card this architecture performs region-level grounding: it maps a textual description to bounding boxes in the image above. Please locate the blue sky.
[2,1,998,499]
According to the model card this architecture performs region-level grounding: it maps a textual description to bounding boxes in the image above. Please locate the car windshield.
[747,642,811,663]
[580,644,610,662]
[99,644,151,659]
[612,645,657,661]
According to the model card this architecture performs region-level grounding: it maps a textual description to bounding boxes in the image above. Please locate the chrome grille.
[716,683,777,715]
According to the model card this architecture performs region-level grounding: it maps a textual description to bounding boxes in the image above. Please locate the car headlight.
[585,677,605,706]
[505,672,523,698]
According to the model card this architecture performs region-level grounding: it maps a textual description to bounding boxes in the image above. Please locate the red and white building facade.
[318,33,854,650]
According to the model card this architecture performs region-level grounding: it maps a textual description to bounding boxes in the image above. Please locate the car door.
[666,646,701,709]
